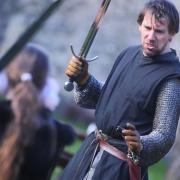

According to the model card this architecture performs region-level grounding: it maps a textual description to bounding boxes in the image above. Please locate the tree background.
[0,0,180,179]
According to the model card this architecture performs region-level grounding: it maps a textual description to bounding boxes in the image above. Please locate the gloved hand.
[65,56,89,85]
[122,123,143,155]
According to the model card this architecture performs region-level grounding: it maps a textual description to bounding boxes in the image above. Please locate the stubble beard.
[142,41,169,57]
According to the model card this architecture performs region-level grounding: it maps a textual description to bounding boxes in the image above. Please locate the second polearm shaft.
[0,0,64,71]
[64,0,112,91]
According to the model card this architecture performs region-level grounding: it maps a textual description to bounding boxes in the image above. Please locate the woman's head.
[6,43,49,91]
[0,43,50,180]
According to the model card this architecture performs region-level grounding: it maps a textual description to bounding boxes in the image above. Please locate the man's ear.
[169,33,175,42]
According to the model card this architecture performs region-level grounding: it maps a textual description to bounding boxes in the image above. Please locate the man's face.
[139,10,174,57]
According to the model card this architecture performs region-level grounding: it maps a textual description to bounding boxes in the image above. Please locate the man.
[60,0,180,179]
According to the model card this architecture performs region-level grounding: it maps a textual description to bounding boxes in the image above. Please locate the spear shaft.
[0,0,64,71]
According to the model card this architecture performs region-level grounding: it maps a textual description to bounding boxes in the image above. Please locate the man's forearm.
[74,75,103,109]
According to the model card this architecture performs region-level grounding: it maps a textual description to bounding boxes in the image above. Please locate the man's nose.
[147,30,156,41]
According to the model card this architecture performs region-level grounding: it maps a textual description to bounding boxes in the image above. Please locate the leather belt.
[95,129,142,180]
[99,139,127,161]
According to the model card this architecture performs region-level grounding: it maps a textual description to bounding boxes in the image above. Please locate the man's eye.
[156,30,164,34]
[144,26,151,30]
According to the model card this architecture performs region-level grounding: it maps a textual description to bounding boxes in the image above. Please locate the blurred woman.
[0,43,75,180]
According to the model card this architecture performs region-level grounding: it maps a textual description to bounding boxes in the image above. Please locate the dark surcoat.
[60,46,180,180]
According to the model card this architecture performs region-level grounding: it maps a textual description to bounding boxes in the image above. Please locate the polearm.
[0,0,64,71]
[64,0,112,91]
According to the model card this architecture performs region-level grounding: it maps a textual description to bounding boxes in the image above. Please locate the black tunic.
[60,46,180,180]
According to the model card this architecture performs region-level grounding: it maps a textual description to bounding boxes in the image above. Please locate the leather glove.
[65,56,89,85]
[122,123,143,155]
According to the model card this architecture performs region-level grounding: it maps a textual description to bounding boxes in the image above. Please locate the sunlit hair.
[0,43,49,180]
[137,0,179,34]
[6,43,49,90]
[25,43,49,90]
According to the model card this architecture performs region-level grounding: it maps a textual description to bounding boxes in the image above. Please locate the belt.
[95,129,141,180]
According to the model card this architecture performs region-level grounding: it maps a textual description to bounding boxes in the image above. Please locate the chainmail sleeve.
[139,78,180,167]
[74,75,104,109]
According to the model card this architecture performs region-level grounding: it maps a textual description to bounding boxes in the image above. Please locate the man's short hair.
[137,0,179,34]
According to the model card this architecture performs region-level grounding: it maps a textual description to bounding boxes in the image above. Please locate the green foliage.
[51,167,62,180]
[51,138,82,180]
[65,138,82,153]
[148,159,167,180]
